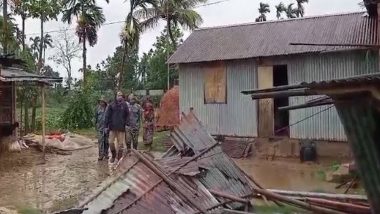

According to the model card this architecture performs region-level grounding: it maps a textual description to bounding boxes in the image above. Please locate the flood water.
[235,157,363,194]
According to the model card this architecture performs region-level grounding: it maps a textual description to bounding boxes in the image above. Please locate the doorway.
[273,65,289,136]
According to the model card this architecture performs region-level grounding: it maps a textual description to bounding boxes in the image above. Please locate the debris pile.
[220,139,253,159]
[156,86,180,130]
[60,111,370,214]
[24,133,94,152]
[73,111,254,214]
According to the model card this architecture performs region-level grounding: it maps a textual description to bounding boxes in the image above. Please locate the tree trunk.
[118,40,128,91]
[31,97,36,132]
[22,15,26,51]
[24,99,29,133]
[82,35,87,86]
[67,62,72,90]
[38,16,44,73]
[2,0,7,54]
[167,19,176,48]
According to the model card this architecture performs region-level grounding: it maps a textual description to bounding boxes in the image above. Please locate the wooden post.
[41,84,46,160]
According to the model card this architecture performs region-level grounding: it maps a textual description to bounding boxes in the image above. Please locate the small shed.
[0,58,62,139]
[168,11,379,141]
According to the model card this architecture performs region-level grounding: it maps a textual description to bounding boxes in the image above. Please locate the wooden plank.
[204,61,227,104]
[257,66,274,137]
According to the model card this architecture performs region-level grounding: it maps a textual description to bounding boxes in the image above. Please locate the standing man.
[142,96,155,151]
[95,96,108,161]
[105,91,129,163]
[126,94,143,150]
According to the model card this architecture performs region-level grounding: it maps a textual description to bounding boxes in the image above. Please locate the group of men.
[95,91,155,163]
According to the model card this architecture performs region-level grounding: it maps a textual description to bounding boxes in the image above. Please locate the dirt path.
[0,145,110,212]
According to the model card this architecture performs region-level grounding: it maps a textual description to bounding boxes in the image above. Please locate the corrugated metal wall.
[179,60,258,137]
[286,50,379,141]
[179,50,378,140]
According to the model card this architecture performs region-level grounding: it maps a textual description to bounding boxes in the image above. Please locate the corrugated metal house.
[168,11,379,141]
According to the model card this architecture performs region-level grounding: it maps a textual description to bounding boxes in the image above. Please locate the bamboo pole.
[253,188,345,214]
[209,189,250,204]
[130,149,206,213]
[305,198,370,214]
[267,189,367,202]
[41,85,46,161]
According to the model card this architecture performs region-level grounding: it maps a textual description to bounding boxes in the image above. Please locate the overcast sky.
[15,0,363,80]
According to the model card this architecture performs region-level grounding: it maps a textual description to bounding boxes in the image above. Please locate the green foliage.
[28,0,60,22]
[138,26,183,89]
[61,91,93,129]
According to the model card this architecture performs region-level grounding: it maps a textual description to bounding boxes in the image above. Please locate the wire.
[24,0,231,36]
[275,105,334,134]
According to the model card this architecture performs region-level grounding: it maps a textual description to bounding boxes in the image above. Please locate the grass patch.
[17,207,42,214]
[74,128,97,139]
[316,170,326,181]
[255,204,301,214]
[138,131,170,152]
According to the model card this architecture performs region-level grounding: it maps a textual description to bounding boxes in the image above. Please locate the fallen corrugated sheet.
[162,111,254,209]
[78,152,223,214]
[220,140,253,159]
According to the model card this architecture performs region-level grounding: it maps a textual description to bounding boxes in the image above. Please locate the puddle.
[234,157,362,194]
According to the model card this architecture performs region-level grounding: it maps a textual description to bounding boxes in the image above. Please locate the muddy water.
[0,145,110,212]
[235,157,357,194]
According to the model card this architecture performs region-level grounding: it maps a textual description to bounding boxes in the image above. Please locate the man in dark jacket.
[105,91,129,163]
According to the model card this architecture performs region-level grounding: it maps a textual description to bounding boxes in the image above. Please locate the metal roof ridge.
[195,11,368,31]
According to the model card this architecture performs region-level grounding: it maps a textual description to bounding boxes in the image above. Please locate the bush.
[60,91,93,129]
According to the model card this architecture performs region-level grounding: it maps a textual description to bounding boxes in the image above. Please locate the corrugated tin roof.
[242,73,380,96]
[0,67,62,82]
[162,111,254,209]
[80,152,221,214]
[168,12,377,64]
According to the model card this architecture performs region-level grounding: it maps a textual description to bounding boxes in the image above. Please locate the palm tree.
[255,2,270,22]
[285,3,297,19]
[135,0,206,47]
[295,0,308,18]
[42,33,52,60]
[117,0,155,90]
[13,0,31,50]
[62,0,106,85]
[275,2,285,20]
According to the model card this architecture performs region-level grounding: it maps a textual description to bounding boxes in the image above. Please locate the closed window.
[203,61,227,104]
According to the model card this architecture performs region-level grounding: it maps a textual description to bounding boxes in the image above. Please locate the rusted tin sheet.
[162,111,254,208]
[80,152,220,214]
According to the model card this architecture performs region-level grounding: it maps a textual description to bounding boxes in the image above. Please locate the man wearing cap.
[126,94,143,150]
[95,96,109,161]
[105,91,129,163]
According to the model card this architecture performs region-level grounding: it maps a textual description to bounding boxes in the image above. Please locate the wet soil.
[0,145,110,212]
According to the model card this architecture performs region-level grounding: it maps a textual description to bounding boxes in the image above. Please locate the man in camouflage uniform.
[126,95,143,150]
[95,96,109,161]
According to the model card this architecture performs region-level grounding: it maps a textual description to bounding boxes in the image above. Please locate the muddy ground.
[0,144,109,212]
[0,143,364,213]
